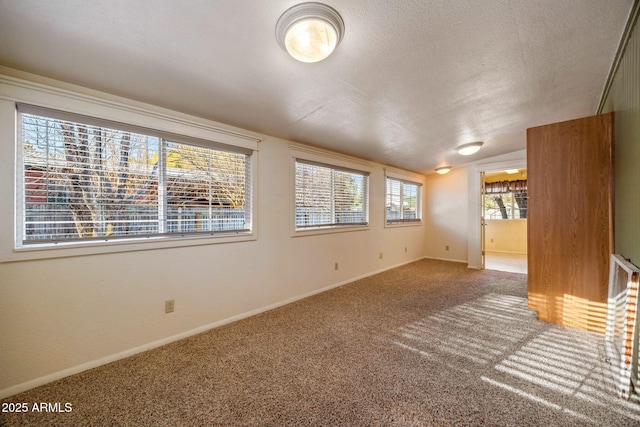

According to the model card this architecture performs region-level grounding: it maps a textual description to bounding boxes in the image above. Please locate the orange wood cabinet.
[527,113,614,333]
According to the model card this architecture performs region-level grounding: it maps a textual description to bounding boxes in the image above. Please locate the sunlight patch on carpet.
[392,294,537,366]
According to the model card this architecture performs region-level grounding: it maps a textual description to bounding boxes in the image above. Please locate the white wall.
[484,219,527,254]
[0,71,427,397]
[423,167,468,262]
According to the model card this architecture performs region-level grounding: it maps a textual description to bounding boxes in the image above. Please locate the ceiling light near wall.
[456,141,484,156]
[435,166,452,175]
[505,169,519,174]
[276,2,345,63]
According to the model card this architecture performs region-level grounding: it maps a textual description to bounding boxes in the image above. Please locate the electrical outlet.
[445,245,450,251]
[165,299,175,313]
[490,238,494,243]
[379,252,383,259]
[335,262,339,271]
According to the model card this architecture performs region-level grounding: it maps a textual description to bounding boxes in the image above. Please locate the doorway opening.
[482,169,528,274]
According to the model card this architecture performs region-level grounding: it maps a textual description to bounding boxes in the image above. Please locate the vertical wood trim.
[597,0,640,114]
[601,12,640,268]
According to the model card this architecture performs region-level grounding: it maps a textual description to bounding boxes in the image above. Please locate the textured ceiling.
[0,0,633,173]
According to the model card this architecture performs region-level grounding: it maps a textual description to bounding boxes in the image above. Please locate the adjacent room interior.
[1,1,639,425]
[483,169,528,274]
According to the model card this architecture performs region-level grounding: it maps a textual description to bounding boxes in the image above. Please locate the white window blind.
[18,104,252,245]
[295,160,369,229]
[386,177,422,224]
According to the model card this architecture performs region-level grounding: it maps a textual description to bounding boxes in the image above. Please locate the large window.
[386,177,422,224]
[17,104,252,246]
[295,159,369,229]
[483,180,527,219]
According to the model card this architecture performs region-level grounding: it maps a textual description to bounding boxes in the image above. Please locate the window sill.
[3,232,256,263]
[384,221,423,229]
[292,225,369,237]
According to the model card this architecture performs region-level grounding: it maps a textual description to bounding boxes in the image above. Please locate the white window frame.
[0,73,260,262]
[385,175,423,227]
[290,147,371,236]
[17,103,255,245]
[482,191,528,220]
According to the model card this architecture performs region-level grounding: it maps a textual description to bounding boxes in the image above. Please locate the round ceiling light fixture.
[276,2,345,63]
[435,166,452,175]
[456,141,484,156]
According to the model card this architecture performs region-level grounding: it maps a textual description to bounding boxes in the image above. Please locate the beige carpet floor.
[2,259,640,426]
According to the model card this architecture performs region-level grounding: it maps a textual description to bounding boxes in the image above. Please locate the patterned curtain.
[485,179,527,194]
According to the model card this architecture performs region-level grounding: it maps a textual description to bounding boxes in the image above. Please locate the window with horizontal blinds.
[18,105,252,245]
[295,160,369,229]
[386,177,422,224]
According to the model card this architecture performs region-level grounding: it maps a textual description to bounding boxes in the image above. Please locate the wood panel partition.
[527,113,614,333]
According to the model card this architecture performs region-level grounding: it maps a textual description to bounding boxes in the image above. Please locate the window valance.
[485,180,527,194]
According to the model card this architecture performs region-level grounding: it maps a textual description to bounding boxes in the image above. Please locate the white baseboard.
[424,256,468,264]
[0,256,425,399]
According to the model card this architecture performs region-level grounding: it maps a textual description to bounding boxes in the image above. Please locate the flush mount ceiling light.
[505,169,520,174]
[435,166,452,175]
[276,2,345,63]
[456,141,484,156]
